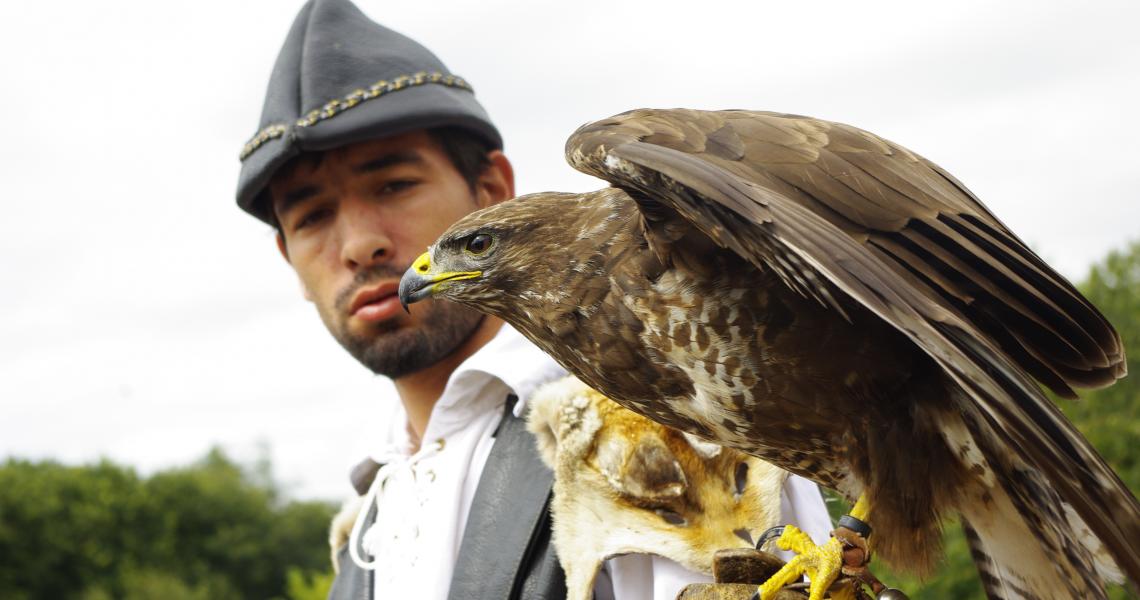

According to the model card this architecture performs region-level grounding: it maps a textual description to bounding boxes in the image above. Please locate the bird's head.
[399,187,633,323]
[397,223,507,313]
[398,191,593,317]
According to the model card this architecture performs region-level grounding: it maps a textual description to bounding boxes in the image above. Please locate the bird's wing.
[566,108,1139,587]
[568,109,1123,398]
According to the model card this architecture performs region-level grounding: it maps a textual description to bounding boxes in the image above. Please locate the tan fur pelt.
[328,495,364,573]
[528,376,787,600]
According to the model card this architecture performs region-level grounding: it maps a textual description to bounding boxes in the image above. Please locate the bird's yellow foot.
[754,516,872,600]
[753,525,849,600]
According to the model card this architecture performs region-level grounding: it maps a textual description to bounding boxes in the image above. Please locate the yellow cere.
[413,252,432,274]
[411,251,481,294]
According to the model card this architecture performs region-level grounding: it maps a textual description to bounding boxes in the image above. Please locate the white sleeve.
[778,474,833,548]
[599,553,711,600]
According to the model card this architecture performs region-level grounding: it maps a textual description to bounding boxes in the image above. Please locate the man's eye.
[295,207,331,231]
[379,180,417,195]
[465,233,493,254]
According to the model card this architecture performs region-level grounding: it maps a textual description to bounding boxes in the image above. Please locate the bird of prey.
[398,109,1137,599]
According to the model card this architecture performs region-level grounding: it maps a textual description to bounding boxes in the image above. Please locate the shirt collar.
[378,322,568,457]
[437,322,566,416]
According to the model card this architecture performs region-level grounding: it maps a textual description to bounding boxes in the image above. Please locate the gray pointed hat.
[235,0,502,223]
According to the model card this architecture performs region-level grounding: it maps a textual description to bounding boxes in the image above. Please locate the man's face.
[269,131,501,378]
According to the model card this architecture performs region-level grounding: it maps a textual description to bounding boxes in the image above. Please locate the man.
[235,0,833,598]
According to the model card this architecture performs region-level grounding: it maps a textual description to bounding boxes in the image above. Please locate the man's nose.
[339,204,394,270]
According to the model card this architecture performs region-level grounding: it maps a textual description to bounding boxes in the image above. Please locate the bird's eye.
[465,233,493,255]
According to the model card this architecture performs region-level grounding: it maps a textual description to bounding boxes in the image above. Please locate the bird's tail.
[950,414,1126,600]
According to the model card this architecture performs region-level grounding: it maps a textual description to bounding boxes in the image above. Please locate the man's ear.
[276,233,315,302]
[275,232,290,263]
[475,150,515,209]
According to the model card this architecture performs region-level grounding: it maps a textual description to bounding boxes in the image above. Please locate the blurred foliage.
[284,567,336,600]
[0,447,336,600]
[827,240,1140,598]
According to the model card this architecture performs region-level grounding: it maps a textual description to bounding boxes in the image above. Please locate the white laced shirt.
[356,324,833,600]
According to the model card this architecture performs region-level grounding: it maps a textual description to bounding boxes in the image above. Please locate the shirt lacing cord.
[348,438,446,571]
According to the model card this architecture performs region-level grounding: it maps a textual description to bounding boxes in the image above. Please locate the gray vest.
[328,396,567,600]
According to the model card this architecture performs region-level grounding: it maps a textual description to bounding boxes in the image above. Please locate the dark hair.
[267,125,495,241]
[426,126,495,193]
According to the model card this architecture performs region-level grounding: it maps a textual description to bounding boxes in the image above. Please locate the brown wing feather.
[568,109,1124,397]
[565,108,1140,587]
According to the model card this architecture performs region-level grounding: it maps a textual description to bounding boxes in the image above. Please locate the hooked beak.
[398,251,481,312]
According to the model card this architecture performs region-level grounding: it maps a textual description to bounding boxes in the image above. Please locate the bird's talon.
[756,525,786,550]
[755,524,850,600]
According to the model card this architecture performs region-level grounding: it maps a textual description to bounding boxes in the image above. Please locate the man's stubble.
[321,264,484,379]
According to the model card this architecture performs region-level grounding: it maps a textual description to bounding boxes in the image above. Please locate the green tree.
[0,448,337,600]
[283,567,335,600]
[0,459,151,599]
[142,448,280,598]
[80,567,238,600]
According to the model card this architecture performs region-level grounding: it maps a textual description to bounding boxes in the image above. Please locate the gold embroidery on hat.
[239,71,474,161]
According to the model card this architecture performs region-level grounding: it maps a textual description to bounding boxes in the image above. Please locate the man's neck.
[393,316,504,451]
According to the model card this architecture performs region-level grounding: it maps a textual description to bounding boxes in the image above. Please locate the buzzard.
[398,109,1137,599]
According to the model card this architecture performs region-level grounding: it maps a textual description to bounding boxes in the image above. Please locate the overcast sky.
[2,0,1137,500]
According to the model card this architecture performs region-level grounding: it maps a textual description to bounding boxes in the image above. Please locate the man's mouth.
[349,282,403,323]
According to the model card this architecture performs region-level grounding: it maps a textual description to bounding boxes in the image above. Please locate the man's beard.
[322,265,485,379]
